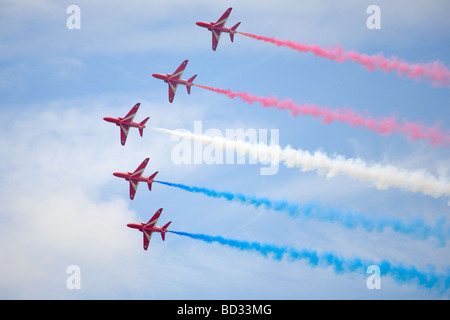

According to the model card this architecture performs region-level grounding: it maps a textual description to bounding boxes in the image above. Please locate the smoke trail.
[156,180,449,245]
[195,84,450,147]
[238,32,450,87]
[169,231,450,292]
[153,127,450,198]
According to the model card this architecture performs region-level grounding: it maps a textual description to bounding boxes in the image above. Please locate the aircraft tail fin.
[230,22,240,42]
[188,74,197,83]
[161,221,172,241]
[186,74,197,94]
[139,117,150,136]
[147,171,159,191]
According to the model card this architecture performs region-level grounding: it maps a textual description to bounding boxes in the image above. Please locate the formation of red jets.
[103,8,239,251]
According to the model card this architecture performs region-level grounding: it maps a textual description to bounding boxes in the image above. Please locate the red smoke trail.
[238,32,450,87]
[195,84,450,147]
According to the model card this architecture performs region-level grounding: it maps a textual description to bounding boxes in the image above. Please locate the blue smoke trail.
[169,230,450,293]
[156,181,449,245]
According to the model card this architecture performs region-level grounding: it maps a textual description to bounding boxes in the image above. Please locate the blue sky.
[0,0,449,299]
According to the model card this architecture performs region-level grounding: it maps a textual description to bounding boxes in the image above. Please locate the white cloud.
[0,96,201,298]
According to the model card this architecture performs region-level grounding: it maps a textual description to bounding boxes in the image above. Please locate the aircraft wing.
[211,29,222,51]
[129,179,141,200]
[144,208,163,228]
[142,209,163,249]
[213,7,232,28]
[143,229,153,250]
[128,158,149,199]
[131,158,149,178]
[122,103,140,124]
[168,80,178,103]
[170,60,188,80]
[119,123,130,146]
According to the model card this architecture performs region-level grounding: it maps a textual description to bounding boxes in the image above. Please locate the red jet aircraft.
[113,157,158,200]
[127,208,171,250]
[152,60,197,103]
[196,7,240,51]
[103,103,149,146]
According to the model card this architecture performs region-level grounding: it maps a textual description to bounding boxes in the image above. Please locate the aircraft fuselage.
[112,172,153,183]
[196,21,235,34]
[103,117,143,129]
[152,73,192,86]
[127,223,164,233]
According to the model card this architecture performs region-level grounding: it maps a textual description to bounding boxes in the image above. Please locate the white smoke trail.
[154,127,450,199]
